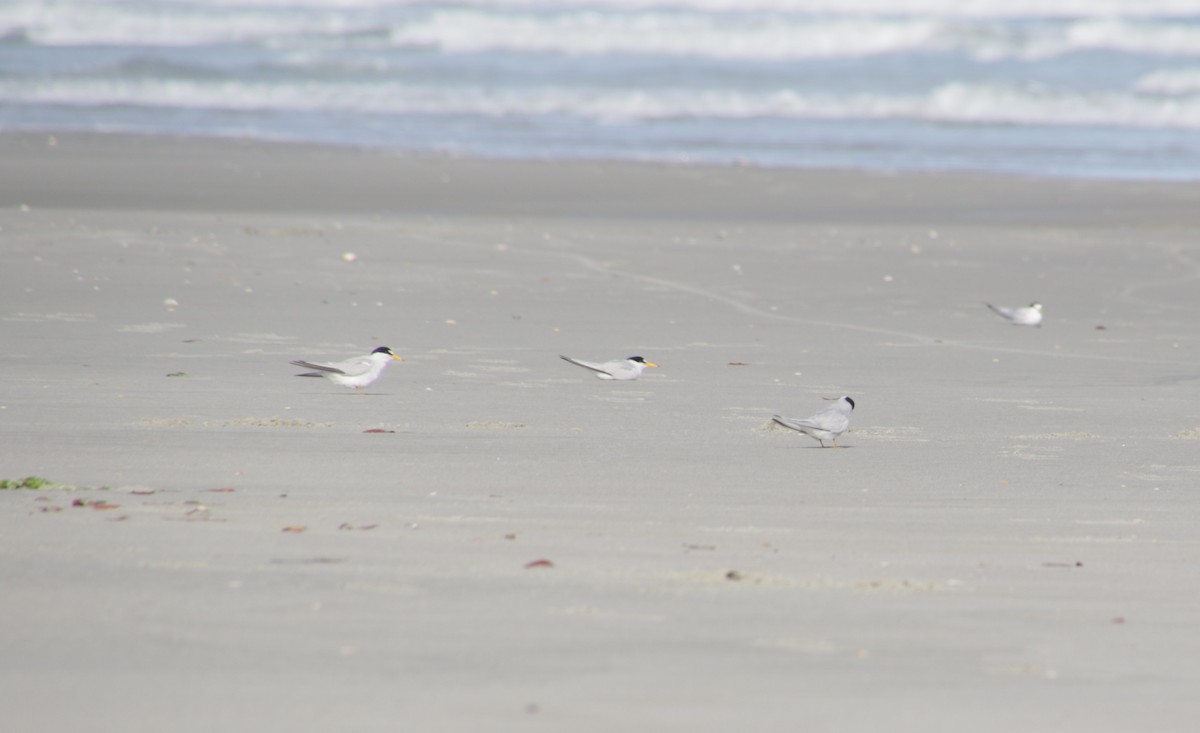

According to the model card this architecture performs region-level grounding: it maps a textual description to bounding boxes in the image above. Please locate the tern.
[773,396,855,448]
[291,346,403,392]
[559,355,658,381]
[986,302,1044,327]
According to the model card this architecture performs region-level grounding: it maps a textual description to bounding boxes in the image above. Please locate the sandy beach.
[2,132,1199,731]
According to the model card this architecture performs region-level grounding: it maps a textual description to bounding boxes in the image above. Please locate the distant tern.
[291,346,403,392]
[986,302,1044,326]
[773,396,855,448]
[560,355,658,381]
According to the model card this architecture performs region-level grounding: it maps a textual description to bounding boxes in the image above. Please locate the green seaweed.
[0,476,55,490]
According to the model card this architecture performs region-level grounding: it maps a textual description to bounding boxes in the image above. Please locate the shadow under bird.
[291,346,403,392]
[773,396,856,448]
[559,355,658,380]
[986,302,1043,326]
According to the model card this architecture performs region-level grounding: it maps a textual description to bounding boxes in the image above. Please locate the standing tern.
[773,396,856,448]
[291,346,403,392]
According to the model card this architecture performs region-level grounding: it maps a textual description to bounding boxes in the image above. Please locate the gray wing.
[290,355,375,377]
[986,303,1015,320]
[776,409,847,433]
[290,359,346,375]
[808,407,850,433]
[773,414,818,432]
[560,355,613,376]
[325,355,375,377]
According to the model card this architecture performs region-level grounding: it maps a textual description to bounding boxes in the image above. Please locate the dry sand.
[2,132,1199,731]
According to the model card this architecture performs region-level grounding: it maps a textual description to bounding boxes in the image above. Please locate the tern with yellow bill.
[291,346,403,392]
[559,355,658,381]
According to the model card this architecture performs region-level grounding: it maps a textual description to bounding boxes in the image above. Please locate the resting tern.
[559,355,658,381]
[773,396,856,448]
[986,302,1044,327]
[291,346,403,392]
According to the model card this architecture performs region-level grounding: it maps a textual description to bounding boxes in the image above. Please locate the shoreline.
[6,122,1200,185]
[5,131,1200,228]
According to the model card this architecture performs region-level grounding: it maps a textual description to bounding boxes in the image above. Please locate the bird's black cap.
[372,347,394,355]
[628,356,647,363]
[845,397,855,409]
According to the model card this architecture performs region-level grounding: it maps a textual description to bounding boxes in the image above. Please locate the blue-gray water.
[4,0,1200,179]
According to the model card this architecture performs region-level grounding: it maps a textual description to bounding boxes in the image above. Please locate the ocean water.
[3,0,1200,179]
